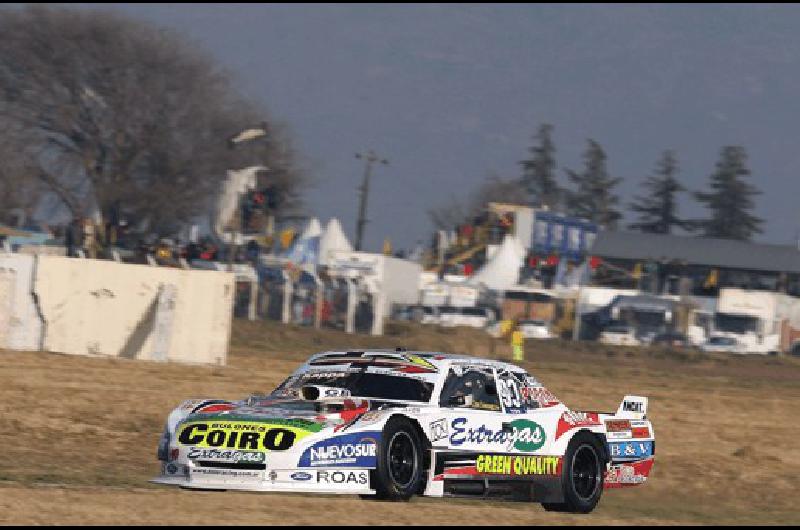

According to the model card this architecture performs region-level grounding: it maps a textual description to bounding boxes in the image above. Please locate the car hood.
[181,396,366,429]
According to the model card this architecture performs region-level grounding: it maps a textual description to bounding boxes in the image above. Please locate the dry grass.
[0,320,799,525]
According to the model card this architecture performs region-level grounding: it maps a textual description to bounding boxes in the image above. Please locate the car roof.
[307,350,528,373]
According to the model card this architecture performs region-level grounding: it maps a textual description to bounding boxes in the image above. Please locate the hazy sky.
[72,3,800,251]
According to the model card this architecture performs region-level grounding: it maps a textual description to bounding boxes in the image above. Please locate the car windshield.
[709,336,736,346]
[521,320,545,326]
[715,313,758,334]
[273,370,434,403]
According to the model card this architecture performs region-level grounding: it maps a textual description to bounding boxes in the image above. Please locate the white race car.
[153,350,655,513]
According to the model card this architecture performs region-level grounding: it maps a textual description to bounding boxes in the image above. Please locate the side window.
[439,365,501,412]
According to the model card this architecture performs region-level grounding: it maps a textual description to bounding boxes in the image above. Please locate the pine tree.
[695,146,763,240]
[564,140,622,228]
[628,150,688,234]
[520,123,560,209]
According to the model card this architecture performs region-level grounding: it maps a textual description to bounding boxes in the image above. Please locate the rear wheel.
[543,431,605,513]
[368,416,425,501]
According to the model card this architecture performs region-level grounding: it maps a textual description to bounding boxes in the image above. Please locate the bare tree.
[427,175,527,230]
[0,134,43,227]
[0,5,307,235]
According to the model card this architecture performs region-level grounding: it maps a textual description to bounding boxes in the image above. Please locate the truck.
[708,288,800,355]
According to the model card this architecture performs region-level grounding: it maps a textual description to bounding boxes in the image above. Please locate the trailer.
[713,288,800,354]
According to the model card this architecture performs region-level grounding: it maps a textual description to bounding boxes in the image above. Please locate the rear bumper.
[604,457,655,488]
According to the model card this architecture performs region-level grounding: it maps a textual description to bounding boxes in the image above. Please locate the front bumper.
[152,463,374,495]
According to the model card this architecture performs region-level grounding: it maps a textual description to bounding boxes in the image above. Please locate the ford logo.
[291,472,312,481]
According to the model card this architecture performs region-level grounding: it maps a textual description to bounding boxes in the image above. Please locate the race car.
[153,350,655,513]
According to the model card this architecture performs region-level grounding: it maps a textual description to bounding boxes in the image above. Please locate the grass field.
[1,320,799,525]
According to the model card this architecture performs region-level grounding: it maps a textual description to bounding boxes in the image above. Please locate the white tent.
[319,218,353,266]
[468,234,526,291]
[298,217,322,240]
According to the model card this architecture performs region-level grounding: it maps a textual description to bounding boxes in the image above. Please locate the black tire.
[369,416,425,501]
[543,431,605,514]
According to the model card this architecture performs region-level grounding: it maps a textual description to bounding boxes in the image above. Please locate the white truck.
[708,288,800,355]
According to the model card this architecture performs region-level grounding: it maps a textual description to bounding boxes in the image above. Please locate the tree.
[628,150,689,234]
[427,175,527,230]
[694,146,763,240]
[0,134,45,227]
[520,123,560,209]
[564,140,622,228]
[0,5,306,235]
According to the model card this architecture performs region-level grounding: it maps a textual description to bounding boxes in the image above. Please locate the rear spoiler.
[614,395,648,420]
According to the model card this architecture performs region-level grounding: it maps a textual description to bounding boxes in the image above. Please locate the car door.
[494,368,555,454]
[434,362,508,453]
[433,365,562,481]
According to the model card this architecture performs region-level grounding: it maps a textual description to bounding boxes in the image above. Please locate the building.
[589,230,800,297]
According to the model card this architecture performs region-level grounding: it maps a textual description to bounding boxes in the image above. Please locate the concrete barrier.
[33,256,234,365]
[0,254,43,351]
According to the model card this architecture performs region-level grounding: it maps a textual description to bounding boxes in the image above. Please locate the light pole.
[354,150,388,252]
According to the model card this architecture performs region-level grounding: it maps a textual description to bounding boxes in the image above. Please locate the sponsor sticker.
[605,458,655,488]
[316,469,369,486]
[608,441,653,460]
[186,448,265,464]
[290,471,313,481]
[555,411,599,440]
[190,467,261,482]
[607,430,632,440]
[449,418,546,452]
[298,432,380,468]
[520,386,560,408]
[430,418,448,442]
[631,426,651,438]
[177,420,320,452]
[475,454,561,476]
[605,420,631,432]
[622,400,645,413]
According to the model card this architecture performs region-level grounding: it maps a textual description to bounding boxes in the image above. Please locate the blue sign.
[607,441,653,460]
[298,431,380,468]
[531,212,598,259]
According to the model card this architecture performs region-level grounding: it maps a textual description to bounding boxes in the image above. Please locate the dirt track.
[1,321,799,525]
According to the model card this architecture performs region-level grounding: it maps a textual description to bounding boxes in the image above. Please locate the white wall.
[0,254,43,351]
[34,256,234,365]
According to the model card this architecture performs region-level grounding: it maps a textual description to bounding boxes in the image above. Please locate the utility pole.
[354,150,388,252]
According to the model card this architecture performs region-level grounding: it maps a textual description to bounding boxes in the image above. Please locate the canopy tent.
[468,234,526,291]
[319,218,353,266]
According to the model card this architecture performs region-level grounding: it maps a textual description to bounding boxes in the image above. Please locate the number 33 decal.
[498,377,522,410]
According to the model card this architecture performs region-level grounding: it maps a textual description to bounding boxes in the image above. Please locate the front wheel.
[543,431,605,513]
[369,416,425,501]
